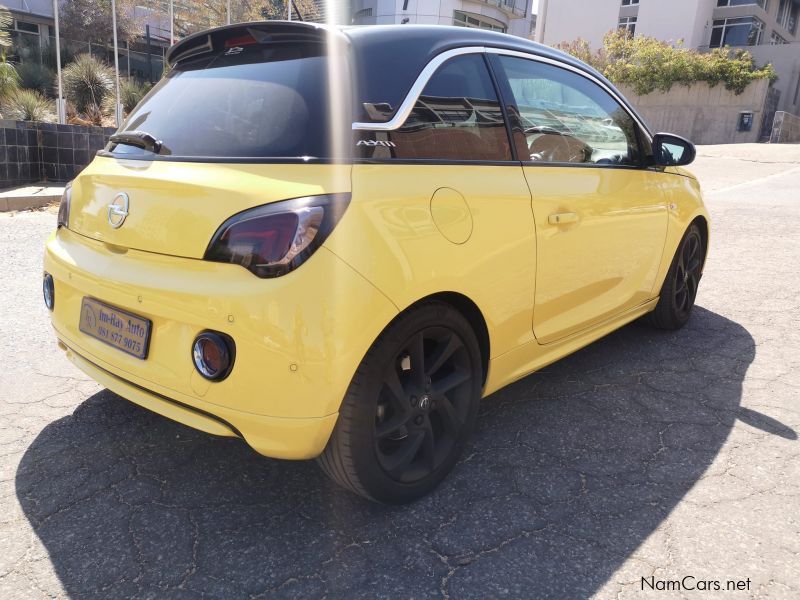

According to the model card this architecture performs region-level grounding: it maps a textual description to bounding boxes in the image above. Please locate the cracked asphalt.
[1,144,799,599]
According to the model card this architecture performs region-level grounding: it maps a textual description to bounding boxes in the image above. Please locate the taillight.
[204,194,350,278]
[57,183,72,229]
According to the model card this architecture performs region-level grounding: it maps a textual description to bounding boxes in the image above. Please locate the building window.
[352,7,373,23]
[716,0,768,9]
[777,0,798,35]
[621,0,639,6]
[618,16,637,35]
[770,30,788,43]
[709,17,764,46]
[794,72,800,106]
[14,20,40,34]
[453,10,507,33]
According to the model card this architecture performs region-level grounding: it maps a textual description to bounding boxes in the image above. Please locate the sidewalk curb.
[0,194,61,212]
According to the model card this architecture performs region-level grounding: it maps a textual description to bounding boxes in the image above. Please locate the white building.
[535,0,800,115]
[348,0,536,39]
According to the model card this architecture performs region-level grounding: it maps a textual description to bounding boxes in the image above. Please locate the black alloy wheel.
[673,228,703,320]
[318,302,482,503]
[651,223,706,330]
[374,326,472,483]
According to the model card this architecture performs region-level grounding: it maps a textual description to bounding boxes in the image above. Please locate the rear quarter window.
[355,54,512,162]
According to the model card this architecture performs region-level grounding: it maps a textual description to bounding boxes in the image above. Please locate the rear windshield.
[112,42,335,160]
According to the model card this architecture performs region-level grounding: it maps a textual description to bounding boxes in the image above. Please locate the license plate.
[79,297,151,360]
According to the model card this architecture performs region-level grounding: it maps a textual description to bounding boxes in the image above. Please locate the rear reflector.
[192,332,235,381]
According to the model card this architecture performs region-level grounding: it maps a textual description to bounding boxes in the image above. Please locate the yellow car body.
[43,24,708,480]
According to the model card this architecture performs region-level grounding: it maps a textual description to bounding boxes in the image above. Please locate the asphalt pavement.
[1,145,798,599]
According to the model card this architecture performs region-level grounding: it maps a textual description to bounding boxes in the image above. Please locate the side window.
[496,56,641,166]
[356,54,512,161]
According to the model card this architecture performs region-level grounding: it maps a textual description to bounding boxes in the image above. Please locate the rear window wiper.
[109,131,167,155]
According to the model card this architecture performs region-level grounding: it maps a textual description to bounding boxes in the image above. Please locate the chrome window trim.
[352,46,652,142]
[485,48,652,140]
[352,46,486,131]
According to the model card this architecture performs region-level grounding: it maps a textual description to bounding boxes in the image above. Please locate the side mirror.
[652,133,696,167]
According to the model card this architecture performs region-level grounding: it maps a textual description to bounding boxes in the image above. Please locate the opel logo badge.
[108,193,129,229]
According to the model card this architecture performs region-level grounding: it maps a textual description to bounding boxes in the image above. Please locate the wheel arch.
[402,292,491,386]
[691,215,710,271]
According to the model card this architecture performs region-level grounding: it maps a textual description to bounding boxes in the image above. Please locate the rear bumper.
[59,339,338,458]
[43,227,398,459]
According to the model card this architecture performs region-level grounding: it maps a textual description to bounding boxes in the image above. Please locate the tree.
[0,4,12,49]
[59,0,143,44]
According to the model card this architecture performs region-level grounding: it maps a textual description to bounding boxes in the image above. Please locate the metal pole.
[52,0,65,124]
[288,0,292,21]
[536,0,548,43]
[227,0,231,24]
[169,0,174,44]
[145,24,153,83]
[111,0,122,126]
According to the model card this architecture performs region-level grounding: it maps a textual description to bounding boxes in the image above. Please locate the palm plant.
[61,54,114,114]
[0,6,19,102]
[0,53,19,101]
[2,88,54,121]
[119,77,151,113]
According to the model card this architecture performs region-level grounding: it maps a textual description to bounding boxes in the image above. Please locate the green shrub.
[557,30,777,96]
[41,41,75,72]
[17,62,55,96]
[2,89,54,121]
[84,102,106,126]
[119,77,151,113]
[62,54,114,113]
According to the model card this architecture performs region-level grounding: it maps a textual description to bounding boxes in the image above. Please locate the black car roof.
[168,22,597,77]
[166,22,646,131]
[341,24,599,79]
[341,25,627,123]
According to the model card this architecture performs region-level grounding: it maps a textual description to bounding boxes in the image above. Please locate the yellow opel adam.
[43,23,709,503]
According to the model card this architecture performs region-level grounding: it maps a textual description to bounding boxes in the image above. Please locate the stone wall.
[618,79,771,145]
[1,120,116,189]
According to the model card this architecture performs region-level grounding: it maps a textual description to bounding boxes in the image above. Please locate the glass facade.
[777,0,798,35]
[709,16,765,46]
[717,0,768,8]
[453,10,507,33]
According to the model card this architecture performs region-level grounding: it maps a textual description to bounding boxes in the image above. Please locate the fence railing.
[9,32,168,85]
[770,111,800,144]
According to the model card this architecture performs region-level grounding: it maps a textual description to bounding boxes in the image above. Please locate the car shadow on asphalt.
[16,307,776,598]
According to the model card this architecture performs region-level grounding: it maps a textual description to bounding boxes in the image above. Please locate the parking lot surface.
[1,145,798,599]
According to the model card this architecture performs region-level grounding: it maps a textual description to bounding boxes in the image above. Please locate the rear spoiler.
[166,21,334,67]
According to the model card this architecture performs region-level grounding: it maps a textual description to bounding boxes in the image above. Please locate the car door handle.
[548,212,579,225]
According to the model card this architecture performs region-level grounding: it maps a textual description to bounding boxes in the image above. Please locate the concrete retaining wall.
[618,79,771,145]
[0,120,115,189]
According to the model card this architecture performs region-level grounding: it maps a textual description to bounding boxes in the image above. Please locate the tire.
[651,223,705,330]
[317,301,483,504]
